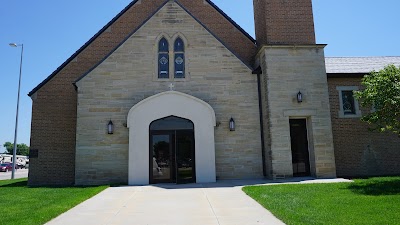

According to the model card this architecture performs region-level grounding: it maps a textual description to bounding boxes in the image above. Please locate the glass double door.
[150,130,195,184]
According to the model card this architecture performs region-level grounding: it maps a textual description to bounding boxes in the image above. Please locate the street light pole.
[9,43,24,179]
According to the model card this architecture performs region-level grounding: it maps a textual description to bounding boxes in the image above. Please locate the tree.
[3,142,30,156]
[354,64,400,136]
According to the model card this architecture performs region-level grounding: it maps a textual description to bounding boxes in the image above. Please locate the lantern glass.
[297,91,303,103]
[108,120,114,134]
[229,118,235,131]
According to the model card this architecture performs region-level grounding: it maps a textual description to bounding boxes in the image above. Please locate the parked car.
[0,163,13,172]
[0,154,29,168]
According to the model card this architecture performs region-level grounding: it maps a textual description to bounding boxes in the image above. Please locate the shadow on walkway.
[118,177,351,190]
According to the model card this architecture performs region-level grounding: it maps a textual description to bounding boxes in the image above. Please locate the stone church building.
[27,0,400,186]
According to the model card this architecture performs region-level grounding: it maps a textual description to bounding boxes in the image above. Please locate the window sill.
[153,75,190,82]
[338,111,362,118]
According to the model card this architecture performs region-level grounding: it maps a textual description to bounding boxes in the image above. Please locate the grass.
[243,177,400,225]
[0,178,108,225]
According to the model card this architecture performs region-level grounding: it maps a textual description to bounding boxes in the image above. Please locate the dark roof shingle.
[325,56,400,74]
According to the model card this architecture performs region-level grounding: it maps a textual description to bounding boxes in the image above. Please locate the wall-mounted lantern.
[297,91,303,103]
[108,120,114,134]
[229,117,235,131]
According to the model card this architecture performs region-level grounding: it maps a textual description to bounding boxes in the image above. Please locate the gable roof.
[326,56,400,74]
[179,0,257,65]
[28,0,139,96]
[199,0,255,44]
[28,0,257,96]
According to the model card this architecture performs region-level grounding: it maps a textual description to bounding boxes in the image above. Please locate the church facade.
[27,0,400,186]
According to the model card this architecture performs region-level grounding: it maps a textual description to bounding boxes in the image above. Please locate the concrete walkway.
[46,178,351,225]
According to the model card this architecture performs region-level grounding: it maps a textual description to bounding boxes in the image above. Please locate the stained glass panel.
[174,38,184,52]
[174,53,185,78]
[158,38,169,52]
[158,53,169,79]
[342,91,356,114]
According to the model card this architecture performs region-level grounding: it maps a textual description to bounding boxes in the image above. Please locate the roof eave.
[175,1,255,70]
[29,0,258,97]
[75,1,170,84]
[28,0,144,97]
[327,73,367,78]
[204,0,256,44]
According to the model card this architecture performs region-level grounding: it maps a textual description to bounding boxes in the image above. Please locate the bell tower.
[253,0,337,180]
[253,0,316,45]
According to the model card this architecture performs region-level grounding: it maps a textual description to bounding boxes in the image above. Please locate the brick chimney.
[253,0,316,45]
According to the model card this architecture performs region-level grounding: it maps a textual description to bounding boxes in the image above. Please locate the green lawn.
[0,178,108,225]
[243,177,400,225]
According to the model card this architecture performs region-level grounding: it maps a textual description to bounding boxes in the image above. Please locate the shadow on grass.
[348,179,400,196]
[0,180,28,187]
[0,180,110,189]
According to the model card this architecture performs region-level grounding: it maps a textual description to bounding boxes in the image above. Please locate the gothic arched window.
[158,38,169,79]
[174,37,185,78]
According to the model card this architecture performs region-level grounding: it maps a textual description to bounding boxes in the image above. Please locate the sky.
[1,0,400,153]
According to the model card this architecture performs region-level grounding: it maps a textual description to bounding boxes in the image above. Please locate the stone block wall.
[28,0,261,186]
[257,53,273,178]
[28,0,167,186]
[259,45,336,179]
[328,77,400,177]
[75,2,263,185]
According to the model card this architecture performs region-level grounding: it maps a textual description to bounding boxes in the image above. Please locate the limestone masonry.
[28,0,400,186]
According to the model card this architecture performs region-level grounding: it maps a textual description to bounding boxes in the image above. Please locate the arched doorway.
[150,116,195,184]
[127,91,216,185]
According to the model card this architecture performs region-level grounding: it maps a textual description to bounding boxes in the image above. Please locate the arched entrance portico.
[127,91,216,185]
